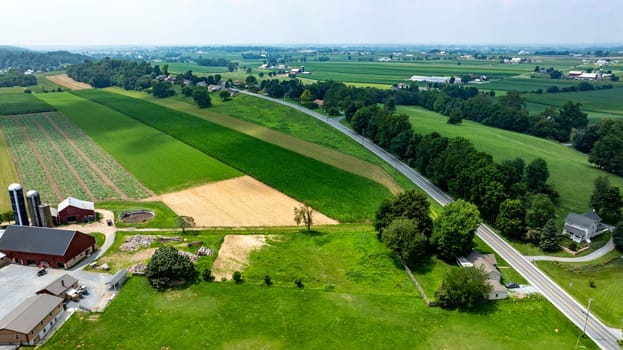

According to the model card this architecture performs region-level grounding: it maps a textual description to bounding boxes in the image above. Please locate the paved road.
[528,239,616,262]
[240,90,622,350]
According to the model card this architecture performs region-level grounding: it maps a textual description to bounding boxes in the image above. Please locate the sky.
[2,0,622,48]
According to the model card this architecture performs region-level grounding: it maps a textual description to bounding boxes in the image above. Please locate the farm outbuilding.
[0,294,64,346]
[37,274,79,300]
[106,269,129,291]
[57,197,95,224]
[0,225,96,269]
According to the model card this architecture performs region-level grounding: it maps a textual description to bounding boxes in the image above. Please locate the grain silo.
[8,183,29,226]
[38,203,54,228]
[26,190,43,227]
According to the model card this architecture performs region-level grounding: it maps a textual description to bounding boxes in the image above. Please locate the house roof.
[466,251,500,278]
[565,213,595,229]
[58,197,94,213]
[37,274,78,296]
[582,211,601,222]
[0,225,79,256]
[0,294,63,334]
[487,279,507,293]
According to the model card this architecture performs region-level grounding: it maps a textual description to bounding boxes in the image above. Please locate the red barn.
[0,225,96,269]
[57,197,95,224]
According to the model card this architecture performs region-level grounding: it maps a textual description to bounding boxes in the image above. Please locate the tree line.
[574,118,623,176]
[0,69,37,87]
[0,48,89,71]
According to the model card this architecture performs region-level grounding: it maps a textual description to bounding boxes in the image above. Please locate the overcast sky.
[3,0,622,48]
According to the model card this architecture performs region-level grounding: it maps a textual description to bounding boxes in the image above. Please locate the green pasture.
[483,76,597,92]
[525,88,623,121]
[398,105,623,217]
[159,62,229,75]
[0,92,56,115]
[36,92,241,193]
[43,226,596,349]
[75,90,393,222]
[0,126,18,212]
[538,250,623,327]
[97,200,180,229]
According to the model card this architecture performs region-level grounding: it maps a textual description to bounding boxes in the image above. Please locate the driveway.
[527,238,616,262]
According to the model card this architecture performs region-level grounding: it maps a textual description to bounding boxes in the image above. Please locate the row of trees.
[67,58,154,89]
[574,119,623,176]
[0,69,37,87]
[0,48,88,71]
[546,82,614,94]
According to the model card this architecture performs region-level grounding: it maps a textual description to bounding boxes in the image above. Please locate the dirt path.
[147,176,338,227]
[211,235,270,280]
[43,113,128,200]
[15,118,63,201]
[31,118,96,201]
[46,74,92,90]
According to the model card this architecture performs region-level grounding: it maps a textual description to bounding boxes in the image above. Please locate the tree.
[245,75,257,86]
[145,246,196,290]
[589,134,623,176]
[294,203,314,231]
[202,269,214,282]
[384,96,396,112]
[613,222,623,252]
[219,90,231,101]
[162,64,169,76]
[177,216,195,234]
[192,86,211,108]
[447,107,463,125]
[590,176,623,222]
[375,190,433,239]
[525,158,549,193]
[435,267,490,309]
[232,271,243,284]
[227,62,236,72]
[382,218,429,265]
[152,81,175,98]
[300,89,313,107]
[539,219,560,252]
[432,200,481,260]
[525,194,556,228]
[495,199,525,239]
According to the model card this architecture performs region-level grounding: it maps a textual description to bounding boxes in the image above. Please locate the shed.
[57,197,95,224]
[37,274,79,300]
[106,269,129,290]
[0,294,64,346]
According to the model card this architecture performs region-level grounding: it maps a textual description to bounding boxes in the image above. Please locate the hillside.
[0,47,89,71]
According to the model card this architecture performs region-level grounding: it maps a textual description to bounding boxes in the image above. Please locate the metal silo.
[8,183,29,226]
[26,190,42,227]
[38,203,54,228]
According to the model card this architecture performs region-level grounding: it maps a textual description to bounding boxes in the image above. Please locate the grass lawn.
[538,250,623,327]
[75,89,392,222]
[36,92,241,193]
[97,200,180,229]
[43,225,597,349]
[0,125,19,212]
[88,232,106,249]
[398,105,623,217]
[0,92,56,115]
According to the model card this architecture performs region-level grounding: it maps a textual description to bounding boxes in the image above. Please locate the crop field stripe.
[75,90,392,221]
[0,127,21,212]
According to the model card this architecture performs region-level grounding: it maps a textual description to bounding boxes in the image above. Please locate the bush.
[294,278,304,289]
[568,241,578,251]
[263,275,272,286]
[202,269,214,282]
[144,245,196,290]
[588,279,596,288]
[232,271,243,284]
[435,267,490,309]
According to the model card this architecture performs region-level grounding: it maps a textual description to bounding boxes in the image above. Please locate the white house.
[464,251,508,300]
[563,212,610,243]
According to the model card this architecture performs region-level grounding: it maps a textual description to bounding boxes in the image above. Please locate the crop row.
[45,113,151,198]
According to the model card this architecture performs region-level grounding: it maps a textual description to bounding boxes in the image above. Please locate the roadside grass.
[0,126,19,212]
[74,89,392,222]
[0,93,56,115]
[36,92,242,194]
[43,226,597,349]
[88,232,106,249]
[97,200,180,229]
[538,249,623,327]
[398,105,623,217]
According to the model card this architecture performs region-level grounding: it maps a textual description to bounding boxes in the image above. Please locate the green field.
[538,250,623,327]
[97,200,181,229]
[75,89,393,222]
[525,88,623,121]
[0,126,19,212]
[0,92,56,115]
[36,92,242,194]
[42,226,597,349]
[398,105,623,216]
[159,61,229,75]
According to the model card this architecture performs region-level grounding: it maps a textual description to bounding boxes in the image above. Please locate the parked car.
[37,268,47,277]
[106,219,113,226]
[505,282,520,289]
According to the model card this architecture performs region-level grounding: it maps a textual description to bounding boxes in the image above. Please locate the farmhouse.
[37,274,79,300]
[57,196,95,224]
[0,294,64,346]
[563,211,611,243]
[465,250,508,300]
[0,225,96,269]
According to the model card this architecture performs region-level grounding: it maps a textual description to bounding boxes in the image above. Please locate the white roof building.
[58,197,94,213]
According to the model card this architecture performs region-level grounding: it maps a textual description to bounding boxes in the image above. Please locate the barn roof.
[0,294,63,334]
[0,225,79,256]
[37,274,78,296]
[58,197,94,212]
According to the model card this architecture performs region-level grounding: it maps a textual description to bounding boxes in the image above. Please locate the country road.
[240,90,622,350]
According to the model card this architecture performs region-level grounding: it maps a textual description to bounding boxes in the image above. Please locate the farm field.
[74,89,393,222]
[0,112,151,204]
[109,87,405,194]
[525,88,623,121]
[36,92,242,194]
[482,76,595,92]
[46,74,92,90]
[0,126,19,212]
[0,92,56,115]
[160,61,229,75]
[538,250,623,327]
[397,105,623,216]
[42,227,597,350]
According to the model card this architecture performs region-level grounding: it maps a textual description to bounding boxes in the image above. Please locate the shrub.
[263,275,272,286]
[568,241,578,251]
[589,279,596,288]
[232,271,243,284]
[202,269,214,282]
[294,278,304,289]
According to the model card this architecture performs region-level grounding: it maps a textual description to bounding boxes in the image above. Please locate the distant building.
[0,294,64,346]
[577,72,599,80]
[568,70,583,78]
[563,212,611,243]
[57,197,95,224]
[0,225,96,269]
[409,75,452,83]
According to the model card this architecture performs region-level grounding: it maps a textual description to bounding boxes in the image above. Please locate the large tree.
[192,86,212,108]
[435,267,490,309]
[590,176,623,222]
[525,158,549,193]
[375,190,433,239]
[432,200,481,260]
[525,194,556,228]
[382,218,429,265]
[495,199,525,239]
[145,246,196,290]
[539,219,560,252]
[294,203,314,232]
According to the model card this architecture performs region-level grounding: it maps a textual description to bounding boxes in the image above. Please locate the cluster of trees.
[574,119,623,176]
[145,245,196,290]
[546,82,614,94]
[0,48,89,71]
[0,69,37,87]
[590,176,623,223]
[67,58,154,89]
[258,78,305,99]
[196,57,230,67]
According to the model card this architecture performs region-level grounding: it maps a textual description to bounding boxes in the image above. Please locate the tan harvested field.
[46,74,92,90]
[211,235,270,280]
[149,175,338,227]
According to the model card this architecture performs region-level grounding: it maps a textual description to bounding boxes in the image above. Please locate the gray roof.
[565,213,595,229]
[37,274,78,296]
[466,251,500,277]
[582,211,601,222]
[0,225,79,256]
[106,269,129,286]
[0,294,63,334]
